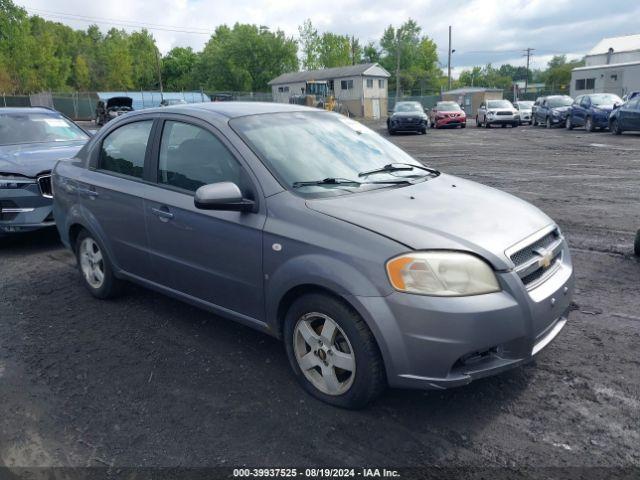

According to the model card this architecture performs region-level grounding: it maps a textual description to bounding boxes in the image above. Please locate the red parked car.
[429,101,467,129]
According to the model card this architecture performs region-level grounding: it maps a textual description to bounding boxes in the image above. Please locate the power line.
[25,7,215,35]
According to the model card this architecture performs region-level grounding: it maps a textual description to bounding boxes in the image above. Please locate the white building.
[268,63,391,119]
[571,34,640,98]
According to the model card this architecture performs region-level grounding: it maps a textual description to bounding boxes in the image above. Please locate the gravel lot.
[1,120,639,471]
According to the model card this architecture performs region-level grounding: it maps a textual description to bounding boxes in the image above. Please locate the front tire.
[585,116,595,132]
[284,293,386,409]
[565,116,573,130]
[75,230,122,299]
[610,119,622,135]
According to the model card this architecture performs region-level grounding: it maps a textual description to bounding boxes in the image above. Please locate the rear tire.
[283,293,386,409]
[75,230,123,299]
[546,117,552,129]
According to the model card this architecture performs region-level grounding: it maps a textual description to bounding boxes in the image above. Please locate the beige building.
[441,87,503,117]
[268,63,391,119]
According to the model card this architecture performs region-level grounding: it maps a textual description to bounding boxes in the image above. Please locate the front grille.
[398,117,420,124]
[496,111,512,116]
[37,174,53,198]
[509,228,563,288]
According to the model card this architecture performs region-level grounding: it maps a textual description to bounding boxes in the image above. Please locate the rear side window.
[100,121,153,179]
[157,121,244,192]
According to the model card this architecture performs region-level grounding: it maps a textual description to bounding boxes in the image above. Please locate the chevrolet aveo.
[53,103,574,408]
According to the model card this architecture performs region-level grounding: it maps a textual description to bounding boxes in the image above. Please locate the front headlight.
[386,251,500,296]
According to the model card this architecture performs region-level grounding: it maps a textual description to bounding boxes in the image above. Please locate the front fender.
[264,253,387,329]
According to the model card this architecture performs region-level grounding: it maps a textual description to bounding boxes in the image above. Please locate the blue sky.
[18,0,640,76]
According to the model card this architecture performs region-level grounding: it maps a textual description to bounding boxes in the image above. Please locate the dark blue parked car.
[531,95,573,128]
[565,93,623,132]
[609,96,640,134]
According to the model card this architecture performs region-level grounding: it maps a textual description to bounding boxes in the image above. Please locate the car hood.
[552,106,571,113]
[0,141,86,178]
[306,173,554,269]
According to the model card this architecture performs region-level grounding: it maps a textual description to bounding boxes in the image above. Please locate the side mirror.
[194,182,255,212]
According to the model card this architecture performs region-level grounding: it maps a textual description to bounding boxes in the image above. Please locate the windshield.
[546,96,573,107]
[0,112,88,146]
[487,100,513,109]
[436,102,461,111]
[394,102,423,113]
[231,112,431,197]
[516,101,533,110]
[590,94,622,106]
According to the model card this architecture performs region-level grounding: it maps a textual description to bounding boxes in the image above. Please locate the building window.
[341,79,353,90]
[277,86,289,93]
[378,79,384,89]
[366,78,373,88]
[610,74,618,81]
[575,79,585,90]
[585,78,595,89]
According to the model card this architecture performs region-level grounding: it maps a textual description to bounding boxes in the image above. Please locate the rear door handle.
[151,206,174,221]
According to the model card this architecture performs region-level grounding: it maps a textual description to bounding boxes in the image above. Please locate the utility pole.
[523,47,534,95]
[395,33,401,99]
[155,48,164,101]
[447,26,452,91]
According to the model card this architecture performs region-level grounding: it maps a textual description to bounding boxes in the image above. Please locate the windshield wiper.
[358,163,439,178]
[292,178,361,188]
[292,177,413,189]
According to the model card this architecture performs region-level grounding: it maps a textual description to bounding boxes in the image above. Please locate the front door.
[144,119,266,321]
[372,99,380,120]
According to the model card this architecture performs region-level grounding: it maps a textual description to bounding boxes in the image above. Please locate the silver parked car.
[476,99,520,128]
[0,107,89,236]
[53,103,574,408]
[515,101,534,125]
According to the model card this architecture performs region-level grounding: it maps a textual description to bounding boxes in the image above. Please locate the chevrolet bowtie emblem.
[534,248,554,268]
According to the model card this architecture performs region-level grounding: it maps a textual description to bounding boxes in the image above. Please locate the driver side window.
[157,121,246,193]
[581,97,591,108]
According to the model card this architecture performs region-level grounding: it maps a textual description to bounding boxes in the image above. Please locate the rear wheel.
[546,116,552,129]
[284,293,386,409]
[75,230,122,299]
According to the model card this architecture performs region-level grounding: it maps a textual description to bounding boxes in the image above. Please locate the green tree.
[317,32,351,68]
[162,47,198,90]
[544,55,584,91]
[73,55,90,90]
[362,42,380,63]
[197,23,298,91]
[129,29,160,90]
[380,19,441,96]
[0,0,32,92]
[298,19,320,70]
[98,28,134,90]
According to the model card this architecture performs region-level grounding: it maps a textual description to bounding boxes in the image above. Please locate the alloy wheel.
[79,237,105,289]
[293,312,356,396]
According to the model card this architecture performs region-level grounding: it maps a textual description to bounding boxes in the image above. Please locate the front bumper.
[435,117,466,127]
[353,244,574,390]
[487,115,519,125]
[390,119,427,132]
[0,184,54,234]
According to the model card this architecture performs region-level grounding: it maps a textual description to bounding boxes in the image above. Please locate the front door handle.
[151,206,174,222]
[78,187,98,197]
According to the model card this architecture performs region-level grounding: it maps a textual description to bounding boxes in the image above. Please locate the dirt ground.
[1,119,639,473]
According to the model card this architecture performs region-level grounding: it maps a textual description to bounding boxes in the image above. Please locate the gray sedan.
[52,102,575,408]
[0,108,89,236]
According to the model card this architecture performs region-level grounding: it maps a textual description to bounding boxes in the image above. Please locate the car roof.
[149,101,318,119]
[0,106,61,115]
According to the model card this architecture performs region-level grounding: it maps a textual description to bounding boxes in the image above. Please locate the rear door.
[79,119,156,278]
[624,97,640,130]
[144,117,266,321]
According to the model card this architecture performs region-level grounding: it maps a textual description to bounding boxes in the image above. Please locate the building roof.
[572,60,640,72]
[587,34,640,56]
[443,87,502,94]
[268,63,391,85]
